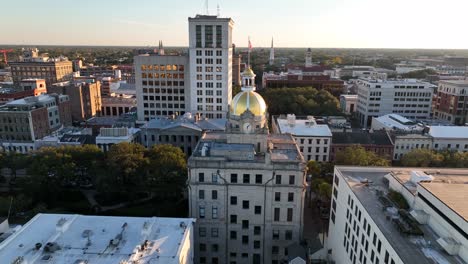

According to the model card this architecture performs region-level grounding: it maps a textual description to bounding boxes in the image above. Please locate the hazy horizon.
[4,0,468,49]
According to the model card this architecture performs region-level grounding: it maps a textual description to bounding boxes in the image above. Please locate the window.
[200,243,206,251]
[289,175,295,185]
[199,173,205,182]
[199,206,205,218]
[200,257,206,264]
[242,220,249,229]
[274,208,280,221]
[231,173,238,183]
[254,240,260,249]
[287,208,293,222]
[212,173,218,183]
[255,174,262,184]
[199,227,206,237]
[242,200,249,209]
[288,192,294,202]
[199,190,205,199]
[212,206,218,219]
[230,215,237,223]
[230,230,237,239]
[275,175,281,184]
[274,192,281,201]
[211,228,219,237]
[272,246,279,254]
[254,206,261,214]
[285,230,293,240]
[243,174,250,183]
[212,190,218,200]
[212,258,218,264]
[212,244,219,252]
[242,235,249,244]
[230,196,237,205]
[254,226,261,235]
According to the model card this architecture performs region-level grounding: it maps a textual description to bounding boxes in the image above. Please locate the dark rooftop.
[332,131,393,146]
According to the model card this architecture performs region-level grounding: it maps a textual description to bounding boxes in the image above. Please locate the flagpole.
[248,36,251,68]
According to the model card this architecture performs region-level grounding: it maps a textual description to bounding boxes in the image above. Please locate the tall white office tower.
[269,37,275,66]
[188,15,234,119]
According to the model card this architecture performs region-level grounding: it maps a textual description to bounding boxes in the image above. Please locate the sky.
[2,0,468,49]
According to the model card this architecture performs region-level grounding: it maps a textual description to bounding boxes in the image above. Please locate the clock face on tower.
[243,123,253,134]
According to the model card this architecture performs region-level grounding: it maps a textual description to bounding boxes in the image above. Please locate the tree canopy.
[335,146,390,166]
[259,87,341,116]
[401,149,468,168]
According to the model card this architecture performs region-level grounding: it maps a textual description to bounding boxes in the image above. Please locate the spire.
[305,47,313,67]
[269,37,274,66]
[158,40,165,56]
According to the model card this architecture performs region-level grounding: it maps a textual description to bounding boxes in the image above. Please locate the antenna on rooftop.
[217,4,220,16]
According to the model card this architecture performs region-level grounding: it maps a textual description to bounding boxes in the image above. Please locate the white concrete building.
[392,134,432,160]
[327,166,467,264]
[371,114,424,133]
[340,94,358,114]
[272,115,332,162]
[188,15,233,119]
[428,126,468,152]
[0,213,195,264]
[134,54,188,122]
[356,78,435,127]
[188,68,306,264]
[96,127,140,152]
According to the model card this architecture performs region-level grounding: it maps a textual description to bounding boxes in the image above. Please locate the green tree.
[400,149,443,167]
[307,160,320,177]
[146,144,187,196]
[335,146,390,166]
[104,142,148,191]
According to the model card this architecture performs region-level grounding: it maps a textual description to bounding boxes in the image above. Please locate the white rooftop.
[276,117,332,137]
[374,114,423,131]
[428,126,468,139]
[0,214,195,264]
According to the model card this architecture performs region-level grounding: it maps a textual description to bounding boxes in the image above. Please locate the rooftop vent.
[287,114,296,127]
[437,237,461,255]
[410,171,434,184]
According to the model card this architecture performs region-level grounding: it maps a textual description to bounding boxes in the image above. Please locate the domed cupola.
[230,67,267,117]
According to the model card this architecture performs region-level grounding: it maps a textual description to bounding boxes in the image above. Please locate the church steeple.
[269,37,274,66]
[158,40,165,55]
[305,48,313,67]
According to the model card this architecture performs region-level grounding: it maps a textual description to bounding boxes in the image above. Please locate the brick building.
[433,80,468,125]
[0,94,71,153]
[330,130,394,161]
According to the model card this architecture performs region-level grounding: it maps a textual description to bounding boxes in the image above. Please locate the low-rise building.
[356,78,435,127]
[101,94,136,117]
[0,213,195,264]
[49,80,102,122]
[140,114,226,157]
[433,80,468,125]
[340,94,358,115]
[371,114,424,133]
[272,114,332,162]
[0,94,71,153]
[391,133,432,160]
[330,131,394,161]
[327,167,468,264]
[96,127,141,152]
[429,126,468,152]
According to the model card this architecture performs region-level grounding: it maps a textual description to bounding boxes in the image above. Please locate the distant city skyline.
[3,0,468,49]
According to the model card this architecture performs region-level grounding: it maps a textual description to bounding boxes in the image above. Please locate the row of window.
[141,80,184,87]
[142,88,184,94]
[198,172,297,185]
[196,82,223,89]
[196,58,223,64]
[140,64,184,71]
[298,138,329,145]
[195,50,223,57]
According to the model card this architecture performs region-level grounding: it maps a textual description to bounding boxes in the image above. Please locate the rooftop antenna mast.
[217,4,220,17]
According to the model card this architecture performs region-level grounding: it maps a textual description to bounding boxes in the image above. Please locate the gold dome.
[243,67,255,77]
[230,90,267,116]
